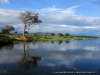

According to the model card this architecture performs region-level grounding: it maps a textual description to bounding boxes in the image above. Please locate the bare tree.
[19,11,42,36]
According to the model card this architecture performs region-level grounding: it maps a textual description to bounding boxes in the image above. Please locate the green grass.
[26,35,98,41]
[0,34,98,43]
[0,37,18,46]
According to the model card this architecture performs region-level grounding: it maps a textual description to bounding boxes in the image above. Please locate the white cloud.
[0,5,100,35]
[60,5,81,14]
[39,6,100,27]
[0,9,22,31]
[84,26,99,29]
[0,9,19,23]
[40,5,81,15]
[39,15,100,34]
[0,0,9,4]
[34,41,100,68]
[84,46,99,51]
[41,7,63,12]
[0,41,100,68]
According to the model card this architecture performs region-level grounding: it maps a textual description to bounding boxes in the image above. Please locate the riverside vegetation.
[0,32,98,46]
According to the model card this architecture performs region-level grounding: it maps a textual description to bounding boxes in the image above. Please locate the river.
[0,40,100,75]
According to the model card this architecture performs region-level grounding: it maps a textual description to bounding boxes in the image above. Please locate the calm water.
[0,40,100,75]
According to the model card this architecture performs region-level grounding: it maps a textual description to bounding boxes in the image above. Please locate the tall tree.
[2,25,15,34]
[18,11,42,36]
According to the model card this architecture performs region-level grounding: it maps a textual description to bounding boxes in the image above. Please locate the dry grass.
[7,35,27,41]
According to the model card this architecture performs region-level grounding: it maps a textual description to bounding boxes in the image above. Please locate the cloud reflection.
[0,40,100,70]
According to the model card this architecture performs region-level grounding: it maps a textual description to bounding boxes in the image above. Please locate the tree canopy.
[2,25,15,34]
[51,33,55,36]
[65,33,70,37]
[58,33,63,36]
[19,11,42,36]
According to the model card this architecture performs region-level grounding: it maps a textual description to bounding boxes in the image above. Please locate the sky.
[0,0,100,35]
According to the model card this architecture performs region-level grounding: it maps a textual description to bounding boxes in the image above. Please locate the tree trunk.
[23,27,25,36]
[23,25,26,41]
[23,42,25,54]
[28,27,30,35]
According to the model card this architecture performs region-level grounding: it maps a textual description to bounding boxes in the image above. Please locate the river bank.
[0,34,98,44]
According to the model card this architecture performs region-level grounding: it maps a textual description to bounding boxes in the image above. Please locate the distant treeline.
[72,35,98,38]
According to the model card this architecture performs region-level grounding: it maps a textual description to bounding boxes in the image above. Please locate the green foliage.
[65,33,70,37]
[57,33,63,36]
[0,37,17,45]
[2,29,9,34]
[0,34,7,37]
[24,31,28,34]
[32,33,37,36]
[2,25,15,34]
[0,33,98,43]
[19,11,42,36]
[51,33,55,36]
[19,11,42,24]
[26,36,33,42]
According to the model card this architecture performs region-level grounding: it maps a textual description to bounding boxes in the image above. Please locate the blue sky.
[0,0,100,35]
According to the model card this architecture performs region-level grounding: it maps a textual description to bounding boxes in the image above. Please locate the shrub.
[65,33,70,37]
[51,33,55,36]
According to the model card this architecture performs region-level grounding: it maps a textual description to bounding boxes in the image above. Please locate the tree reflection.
[0,44,14,50]
[65,40,70,44]
[33,41,37,45]
[3,44,14,50]
[0,46,3,50]
[18,42,41,70]
[58,41,63,45]
[51,41,54,44]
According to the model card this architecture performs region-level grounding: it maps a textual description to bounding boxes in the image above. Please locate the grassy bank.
[26,35,98,41]
[0,34,18,46]
[0,34,98,45]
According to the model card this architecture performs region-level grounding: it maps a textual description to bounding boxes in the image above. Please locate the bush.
[65,33,70,37]
[0,38,12,44]
[57,33,63,36]
[32,33,37,36]
[0,37,17,45]
[51,33,55,36]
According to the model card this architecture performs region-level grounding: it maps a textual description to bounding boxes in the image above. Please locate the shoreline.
[0,34,99,43]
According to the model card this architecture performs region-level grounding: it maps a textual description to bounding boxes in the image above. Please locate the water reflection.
[65,40,70,44]
[0,40,100,75]
[30,40,100,73]
[3,44,14,50]
[58,41,63,45]
[51,41,54,44]
[0,44,14,50]
[18,42,41,70]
